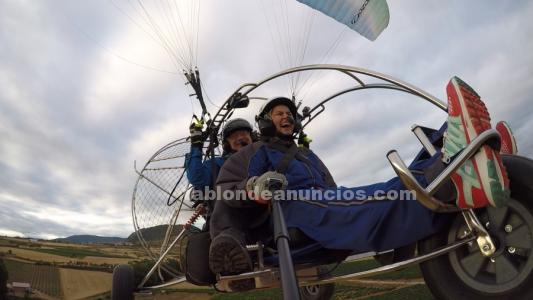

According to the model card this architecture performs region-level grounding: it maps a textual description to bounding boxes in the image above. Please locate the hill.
[53,235,127,244]
[51,224,197,245]
[127,224,189,244]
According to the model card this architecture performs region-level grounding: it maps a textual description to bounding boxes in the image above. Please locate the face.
[270,105,295,136]
[226,129,253,152]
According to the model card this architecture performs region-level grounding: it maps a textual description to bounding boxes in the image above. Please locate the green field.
[4,259,62,298]
[24,246,130,259]
[331,259,422,280]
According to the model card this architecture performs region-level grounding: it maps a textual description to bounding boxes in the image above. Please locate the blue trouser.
[282,153,453,252]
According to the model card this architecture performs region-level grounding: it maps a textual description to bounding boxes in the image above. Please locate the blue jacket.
[185,146,226,189]
[215,138,336,207]
[212,137,449,251]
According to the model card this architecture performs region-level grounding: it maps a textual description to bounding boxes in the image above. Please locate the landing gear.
[111,264,135,300]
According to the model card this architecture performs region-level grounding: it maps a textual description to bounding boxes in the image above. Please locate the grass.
[333,284,396,299]
[162,257,427,300]
[0,240,18,247]
[329,259,423,280]
[368,285,434,299]
[166,284,406,300]
[25,246,130,259]
[0,236,435,299]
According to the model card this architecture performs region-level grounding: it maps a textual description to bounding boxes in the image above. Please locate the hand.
[246,171,288,204]
[298,133,312,148]
[189,118,204,147]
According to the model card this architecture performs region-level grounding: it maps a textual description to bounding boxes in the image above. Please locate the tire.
[299,283,335,300]
[299,266,335,300]
[112,264,135,300]
[419,155,533,300]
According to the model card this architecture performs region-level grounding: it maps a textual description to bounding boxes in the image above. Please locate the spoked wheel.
[420,155,533,299]
[299,283,335,300]
[299,265,336,300]
[449,200,533,294]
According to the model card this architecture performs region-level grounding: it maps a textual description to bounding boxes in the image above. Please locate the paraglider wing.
[295,0,389,41]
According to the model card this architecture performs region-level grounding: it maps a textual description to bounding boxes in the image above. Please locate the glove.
[189,118,204,147]
[246,171,288,204]
[298,133,312,148]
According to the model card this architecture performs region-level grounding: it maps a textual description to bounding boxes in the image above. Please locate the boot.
[209,229,255,291]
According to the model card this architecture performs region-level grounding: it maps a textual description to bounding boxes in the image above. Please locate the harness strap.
[275,143,298,174]
[266,138,311,174]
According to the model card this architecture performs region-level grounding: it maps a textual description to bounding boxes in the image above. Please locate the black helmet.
[222,118,252,140]
[255,97,301,136]
[221,118,253,154]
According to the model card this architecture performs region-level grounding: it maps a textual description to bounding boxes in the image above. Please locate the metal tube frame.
[207,64,447,143]
[387,129,501,256]
[137,227,188,288]
[131,64,503,291]
[137,205,206,289]
[411,125,438,156]
[217,236,475,291]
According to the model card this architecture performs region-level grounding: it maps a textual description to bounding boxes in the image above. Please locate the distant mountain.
[54,235,128,244]
[127,224,186,244]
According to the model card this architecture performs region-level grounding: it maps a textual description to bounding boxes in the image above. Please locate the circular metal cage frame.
[130,64,449,280]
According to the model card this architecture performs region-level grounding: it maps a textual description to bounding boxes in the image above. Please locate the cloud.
[0,0,532,239]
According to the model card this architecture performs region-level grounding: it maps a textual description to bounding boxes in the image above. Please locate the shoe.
[496,121,518,155]
[209,229,255,291]
[442,76,509,208]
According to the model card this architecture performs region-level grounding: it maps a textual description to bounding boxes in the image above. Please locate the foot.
[209,229,255,291]
[442,77,510,208]
[496,121,518,155]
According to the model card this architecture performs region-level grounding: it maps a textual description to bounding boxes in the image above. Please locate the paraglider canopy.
[296,0,389,41]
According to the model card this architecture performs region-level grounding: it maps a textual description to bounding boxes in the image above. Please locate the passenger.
[185,118,253,216]
[208,77,510,289]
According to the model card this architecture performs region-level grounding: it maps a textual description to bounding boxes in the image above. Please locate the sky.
[1,0,532,239]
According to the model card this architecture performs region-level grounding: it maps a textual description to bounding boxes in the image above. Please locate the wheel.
[299,265,336,300]
[112,264,135,300]
[299,283,335,300]
[419,155,533,300]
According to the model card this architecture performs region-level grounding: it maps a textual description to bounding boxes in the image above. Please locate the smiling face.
[270,104,295,136]
[226,129,253,152]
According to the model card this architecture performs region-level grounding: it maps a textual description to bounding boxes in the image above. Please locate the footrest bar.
[387,151,457,212]
[425,129,500,195]
[387,129,501,212]
[411,125,437,156]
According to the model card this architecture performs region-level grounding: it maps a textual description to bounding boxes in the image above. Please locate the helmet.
[222,118,253,140]
[221,118,253,153]
[255,97,301,136]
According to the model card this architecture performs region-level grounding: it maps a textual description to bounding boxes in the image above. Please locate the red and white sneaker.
[496,121,518,155]
[442,77,510,208]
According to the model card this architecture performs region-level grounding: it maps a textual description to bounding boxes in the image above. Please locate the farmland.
[0,236,435,299]
[59,268,112,299]
[4,258,116,299]
[0,235,146,299]
[0,236,144,266]
[28,246,130,259]
[4,259,62,298]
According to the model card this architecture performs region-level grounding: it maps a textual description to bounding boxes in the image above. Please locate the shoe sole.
[447,77,509,207]
[209,235,255,291]
[496,121,518,155]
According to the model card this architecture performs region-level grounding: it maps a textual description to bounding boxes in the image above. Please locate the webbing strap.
[265,138,313,175]
[275,143,299,174]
